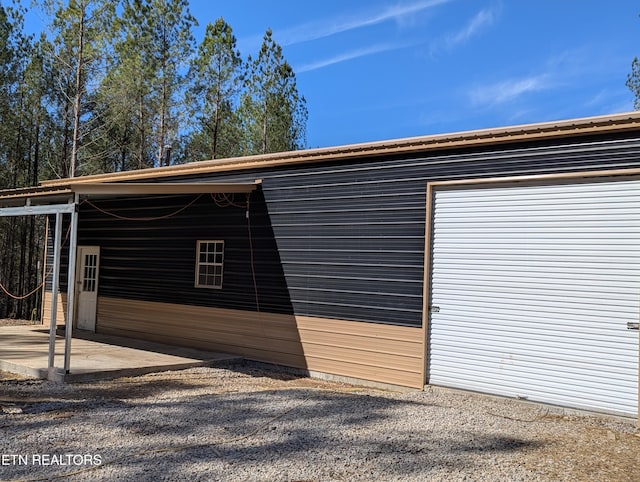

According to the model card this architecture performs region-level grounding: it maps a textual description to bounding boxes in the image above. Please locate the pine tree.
[101,0,196,169]
[38,0,116,178]
[0,9,12,188]
[627,57,640,110]
[239,29,307,155]
[0,3,48,319]
[186,18,243,161]
[151,0,196,166]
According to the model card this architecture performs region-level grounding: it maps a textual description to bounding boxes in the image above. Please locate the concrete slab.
[0,324,242,382]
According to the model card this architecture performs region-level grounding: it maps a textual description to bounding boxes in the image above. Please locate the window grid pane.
[83,254,98,292]
[195,240,224,289]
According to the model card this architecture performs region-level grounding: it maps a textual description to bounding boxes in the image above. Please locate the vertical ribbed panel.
[175,136,640,327]
[429,179,640,417]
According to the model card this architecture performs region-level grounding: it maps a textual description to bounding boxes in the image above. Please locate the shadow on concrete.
[0,325,241,382]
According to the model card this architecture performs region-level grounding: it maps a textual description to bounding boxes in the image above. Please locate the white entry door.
[76,246,100,332]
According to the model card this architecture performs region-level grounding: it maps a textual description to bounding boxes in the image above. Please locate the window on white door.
[82,253,98,292]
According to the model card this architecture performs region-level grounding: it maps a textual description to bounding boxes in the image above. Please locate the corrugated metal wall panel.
[81,135,640,328]
[429,179,640,416]
[77,193,294,314]
[256,138,640,187]
[254,137,640,326]
[95,296,425,388]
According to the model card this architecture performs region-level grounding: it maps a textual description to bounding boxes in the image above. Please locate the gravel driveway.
[0,363,638,482]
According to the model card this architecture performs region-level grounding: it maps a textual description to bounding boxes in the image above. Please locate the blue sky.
[186,1,638,148]
[24,1,640,149]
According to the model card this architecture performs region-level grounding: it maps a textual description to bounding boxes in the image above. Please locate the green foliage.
[627,57,640,110]
[0,0,308,174]
[239,29,307,155]
[36,0,117,177]
[0,3,48,319]
[185,18,244,160]
[0,1,41,189]
[95,0,196,169]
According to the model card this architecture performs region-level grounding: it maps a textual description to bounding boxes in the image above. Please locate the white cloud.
[469,74,553,106]
[275,0,451,46]
[607,99,635,113]
[584,88,636,114]
[444,6,498,48]
[297,43,406,73]
[467,46,635,114]
[586,91,635,114]
[584,89,612,108]
[427,4,500,56]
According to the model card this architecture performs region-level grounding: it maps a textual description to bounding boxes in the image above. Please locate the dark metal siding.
[167,135,640,327]
[76,193,293,314]
[54,134,640,327]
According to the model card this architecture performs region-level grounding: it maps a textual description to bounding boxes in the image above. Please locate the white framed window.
[195,240,224,289]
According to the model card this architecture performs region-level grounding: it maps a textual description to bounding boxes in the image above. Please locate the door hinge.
[429,306,440,313]
[627,322,639,331]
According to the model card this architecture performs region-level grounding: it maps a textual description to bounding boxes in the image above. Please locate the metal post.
[64,200,79,373]
[48,212,63,374]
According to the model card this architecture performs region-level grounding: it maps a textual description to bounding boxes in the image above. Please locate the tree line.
[1,0,308,184]
[0,0,307,319]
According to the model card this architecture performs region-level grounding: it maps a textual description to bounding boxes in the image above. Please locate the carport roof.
[0,182,259,209]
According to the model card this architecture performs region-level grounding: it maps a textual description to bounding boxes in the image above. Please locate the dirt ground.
[0,366,638,481]
[0,319,35,327]
[0,322,640,482]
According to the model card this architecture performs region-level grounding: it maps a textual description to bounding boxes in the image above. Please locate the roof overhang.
[70,182,259,196]
[0,202,77,217]
[0,182,260,209]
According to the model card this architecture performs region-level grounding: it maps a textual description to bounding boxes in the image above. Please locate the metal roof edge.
[70,182,258,195]
[40,111,640,187]
[0,184,73,198]
[0,181,260,206]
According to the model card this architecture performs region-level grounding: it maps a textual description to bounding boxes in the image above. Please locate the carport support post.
[64,200,79,373]
[47,212,63,377]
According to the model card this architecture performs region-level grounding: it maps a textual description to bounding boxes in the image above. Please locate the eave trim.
[70,182,259,195]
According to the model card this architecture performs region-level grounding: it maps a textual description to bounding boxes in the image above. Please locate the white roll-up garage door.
[429,179,640,417]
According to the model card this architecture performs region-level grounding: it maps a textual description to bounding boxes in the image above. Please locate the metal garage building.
[1,112,638,421]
